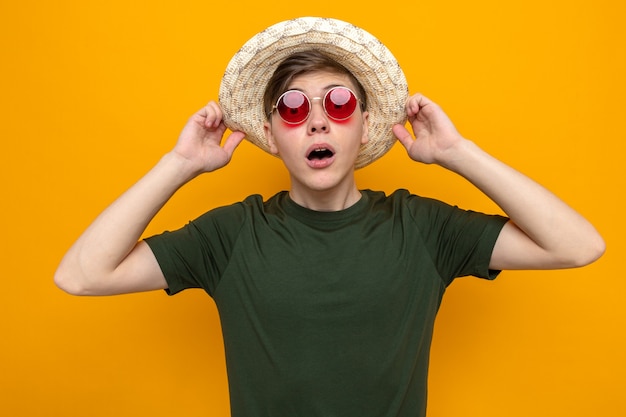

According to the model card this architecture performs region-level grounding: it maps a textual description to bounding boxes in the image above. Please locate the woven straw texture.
[219,17,408,169]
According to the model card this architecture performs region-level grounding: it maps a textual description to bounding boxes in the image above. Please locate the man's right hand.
[172,101,245,178]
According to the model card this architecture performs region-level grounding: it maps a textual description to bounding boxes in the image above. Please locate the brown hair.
[263,49,367,120]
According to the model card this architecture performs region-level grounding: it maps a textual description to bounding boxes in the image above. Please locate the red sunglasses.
[270,86,361,125]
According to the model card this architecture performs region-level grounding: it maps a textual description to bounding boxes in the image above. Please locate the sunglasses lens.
[277,91,310,124]
[325,87,358,120]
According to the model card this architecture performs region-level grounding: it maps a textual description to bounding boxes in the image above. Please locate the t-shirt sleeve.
[405,193,509,286]
[144,202,247,296]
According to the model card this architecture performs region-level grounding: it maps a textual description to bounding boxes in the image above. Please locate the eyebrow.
[285,84,346,95]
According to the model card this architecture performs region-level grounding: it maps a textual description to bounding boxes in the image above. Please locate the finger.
[406,93,434,118]
[405,93,424,116]
[203,101,223,129]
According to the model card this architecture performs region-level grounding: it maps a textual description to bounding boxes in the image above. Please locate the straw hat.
[218,17,409,169]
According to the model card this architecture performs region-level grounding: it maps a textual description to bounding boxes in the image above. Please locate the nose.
[308,98,328,133]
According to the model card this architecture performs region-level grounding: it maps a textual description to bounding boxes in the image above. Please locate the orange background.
[1,1,624,416]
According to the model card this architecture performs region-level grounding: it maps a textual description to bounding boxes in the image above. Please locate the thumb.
[222,130,246,156]
[392,123,414,150]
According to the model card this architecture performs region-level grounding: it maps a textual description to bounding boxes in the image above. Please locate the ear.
[360,111,370,145]
[263,121,279,155]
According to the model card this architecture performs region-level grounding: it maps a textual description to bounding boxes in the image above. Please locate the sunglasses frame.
[270,86,362,125]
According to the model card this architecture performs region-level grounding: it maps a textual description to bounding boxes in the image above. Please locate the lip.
[305,143,336,169]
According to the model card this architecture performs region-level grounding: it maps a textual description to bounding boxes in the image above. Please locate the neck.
[289,184,362,211]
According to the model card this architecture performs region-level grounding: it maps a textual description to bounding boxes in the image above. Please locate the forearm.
[395,93,604,268]
[444,139,605,268]
[55,152,198,293]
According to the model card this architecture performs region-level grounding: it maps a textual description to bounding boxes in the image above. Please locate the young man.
[54,17,604,417]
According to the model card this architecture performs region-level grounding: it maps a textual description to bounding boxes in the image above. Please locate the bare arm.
[393,94,605,270]
[54,102,245,295]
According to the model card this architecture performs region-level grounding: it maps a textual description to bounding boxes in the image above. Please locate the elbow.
[565,232,606,268]
[54,263,91,296]
[54,271,82,296]
[581,234,606,266]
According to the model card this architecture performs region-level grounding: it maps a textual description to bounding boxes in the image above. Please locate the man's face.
[263,71,369,200]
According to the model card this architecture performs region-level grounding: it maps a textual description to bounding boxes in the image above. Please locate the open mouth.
[307,147,335,161]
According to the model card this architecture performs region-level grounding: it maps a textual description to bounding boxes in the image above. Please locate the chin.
[302,171,355,192]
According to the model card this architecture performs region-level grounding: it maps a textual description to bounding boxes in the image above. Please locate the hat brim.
[219,17,408,169]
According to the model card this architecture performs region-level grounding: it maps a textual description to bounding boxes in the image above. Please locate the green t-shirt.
[145,189,508,417]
